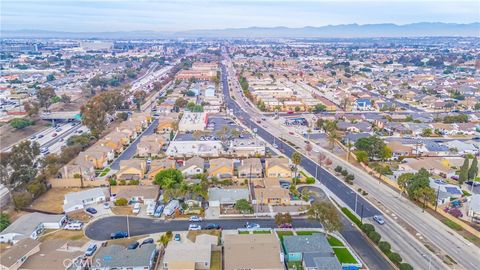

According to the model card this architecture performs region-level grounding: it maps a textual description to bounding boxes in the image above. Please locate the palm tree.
[327,130,339,151]
[346,141,353,161]
[291,152,302,179]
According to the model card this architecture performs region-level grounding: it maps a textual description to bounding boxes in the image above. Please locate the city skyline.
[2,0,480,32]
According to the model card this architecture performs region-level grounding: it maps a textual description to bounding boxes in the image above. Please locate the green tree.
[459,157,469,185]
[60,94,71,104]
[36,86,56,109]
[354,136,387,161]
[378,241,391,255]
[397,173,415,196]
[235,199,253,214]
[23,101,40,117]
[354,150,369,164]
[0,213,11,232]
[468,157,478,180]
[10,118,33,129]
[154,169,183,189]
[274,213,293,226]
[388,252,403,266]
[421,128,433,137]
[291,152,302,179]
[399,263,413,270]
[114,197,128,206]
[368,230,381,244]
[306,201,343,233]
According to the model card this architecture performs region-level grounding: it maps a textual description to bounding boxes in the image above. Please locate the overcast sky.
[2,0,479,32]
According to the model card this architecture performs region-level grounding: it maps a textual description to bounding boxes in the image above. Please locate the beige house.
[116,159,147,180]
[180,156,205,176]
[265,158,292,178]
[238,158,263,178]
[208,158,234,179]
[162,234,217,270]
[0,238,40,270]
[148,158,176,179]
[61,159,96,181]
[136,134,165,157]
[111,185,159,205]
[254,178,290,205]
[224,234,284,270]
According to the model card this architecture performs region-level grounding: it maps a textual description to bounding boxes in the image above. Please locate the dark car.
[110,231,128,239]
[205,223,221,230]
[127,241,139,250]
[140,238,154,247]
[85,207,97,214]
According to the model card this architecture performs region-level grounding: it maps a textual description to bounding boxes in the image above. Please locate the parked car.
[188,215,203,222]
[188,224,201,231]
[205,223,221,230]
[373,215,385,225]
[38,134,44,138]
[132,203,141,214]
[110,231,128,239]
[174,234,181,241]
[278,223,293,229]
[52,133,57,137]
[140,238,154,247]
[154,204,164,217]
[103,202,110,209]
[64,222,83,230]
[127,241,139,250]
[85,244,97,256]
[85,207,97,214]
[245,222,260,229]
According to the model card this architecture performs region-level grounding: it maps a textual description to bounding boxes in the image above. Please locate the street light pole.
[127,215,130,238]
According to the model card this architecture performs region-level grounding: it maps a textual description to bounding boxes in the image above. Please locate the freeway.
[220,59,454,270]
[85,216,321,241]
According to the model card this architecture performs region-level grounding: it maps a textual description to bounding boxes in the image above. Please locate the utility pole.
[354,193,358,214]
[127,215,130,238]
[360,204,364,223]
[434,186,440,212]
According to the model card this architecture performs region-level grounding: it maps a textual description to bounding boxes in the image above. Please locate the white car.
[64,222,83,230]
[189,215,203,222]
[103,202,110,209]
[188,224,202,231]
[272,143,278,149]
[373,215,385,225]
[132,203,141,214]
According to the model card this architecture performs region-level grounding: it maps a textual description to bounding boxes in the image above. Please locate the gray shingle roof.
[93,244,157,268]
[208,188,249,204]
[283,233,333,254]
[303,252,342,270]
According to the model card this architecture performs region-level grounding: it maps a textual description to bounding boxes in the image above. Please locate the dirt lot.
[0,119,51,149]
[31,188,82,213]
[111,206,134,216]
[40,229,87,242]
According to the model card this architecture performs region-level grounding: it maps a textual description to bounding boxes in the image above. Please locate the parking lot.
[175,115,253,141]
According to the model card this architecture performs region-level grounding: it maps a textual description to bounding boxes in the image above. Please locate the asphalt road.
[85,216,321,240]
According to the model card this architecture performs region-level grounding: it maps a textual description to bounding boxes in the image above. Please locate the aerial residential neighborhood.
[1,1,479,270]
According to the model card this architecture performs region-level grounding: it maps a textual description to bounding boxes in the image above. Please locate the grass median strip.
[333,247,358,264]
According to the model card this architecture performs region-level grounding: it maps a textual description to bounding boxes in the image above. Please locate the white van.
[64,222,83,230]
[146,202,156,216]
[132,203,141,214]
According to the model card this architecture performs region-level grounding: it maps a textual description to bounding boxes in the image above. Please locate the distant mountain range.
[2,23,479,39]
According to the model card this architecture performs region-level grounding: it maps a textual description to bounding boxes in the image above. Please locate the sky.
[2,0,479,32]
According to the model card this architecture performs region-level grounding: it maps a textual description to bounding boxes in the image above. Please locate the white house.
[178,112,208,132]
[166,141,223,157]
[0,213,66,244]
[63,187,109,213]
[180,156,205,176]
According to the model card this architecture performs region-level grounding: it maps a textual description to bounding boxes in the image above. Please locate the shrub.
[0,213,11,232]
[362,191,368,196]
[378,241,391,255]
[129,180,140,185]
[109,179,117,186]
[119,179,126,185]
[346,174,355,181]
[361,223,375,234]
[388,252,403,266]
[399,263,413,270]
[114,197,128,206]
[335,166,343,173]
[306,177,315,184]
[10,118,34,129]
[73,173,81,178]
[341,169,349,176]
[13,192,33,209]
[368,231,381,244]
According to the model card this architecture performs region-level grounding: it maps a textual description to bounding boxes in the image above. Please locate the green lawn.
[238,230,250,234]
[287,261,304,270]
[295,231,321,236]
[211,251,221,270]
[341,207,362,227]
[442,219,462,231]
[333,248,358,264]
[253,230,271,234]
[327,235,345,247]
[276,231,294,241]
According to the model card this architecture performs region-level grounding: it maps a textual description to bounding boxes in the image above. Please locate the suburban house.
[92,244,157,270]
[104,131,131,146]
[156,118,176,134]
[224,234,284,270]
[444,140,479,155]
[208,188,250,208]
[148,158,176,179]
[61,159,96,181]
[387,141,413,159]
[111,185,159,205]
[0,213,66,244]
[180,156,205,176]
[208,158,234,179]
[0,238,40,270]
[116,159,147,181]
[162,234,217,270]
[468,194,480,222]
[283,233,342,270]
[238,158,263,178]
[429,179,463,204]
[254,178,290,205]
[136,134,165,157]
[228,138,266,157]
[77,145,114,170]
[20,239,84,270]
[265,158,292,178]
[354,98,372,110]
[63,187,109,213]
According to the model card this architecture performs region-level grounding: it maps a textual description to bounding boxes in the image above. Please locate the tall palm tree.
[291,152,302,179]
[327,130,339,151]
